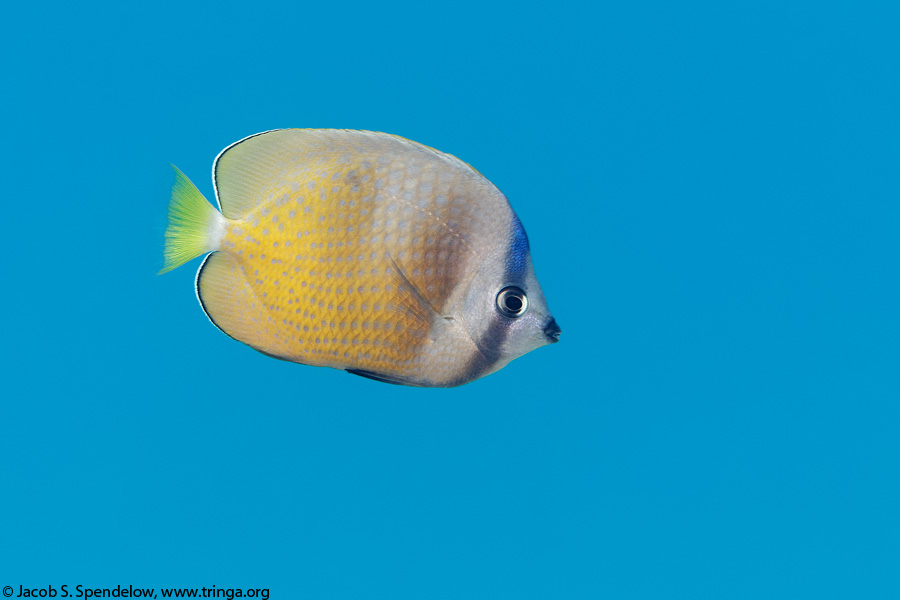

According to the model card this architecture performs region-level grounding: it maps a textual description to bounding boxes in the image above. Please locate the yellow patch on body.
[211,151,471,377]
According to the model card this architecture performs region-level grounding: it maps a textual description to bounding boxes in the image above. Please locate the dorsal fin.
[212,129,482,219]
[212,129,296,219]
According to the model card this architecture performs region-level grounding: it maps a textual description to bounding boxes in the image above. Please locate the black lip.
[543,318,561,343]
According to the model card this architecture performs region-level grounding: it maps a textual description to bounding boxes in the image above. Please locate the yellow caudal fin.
[160,165,227,274]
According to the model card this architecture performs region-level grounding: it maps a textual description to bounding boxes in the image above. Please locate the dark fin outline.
[345,368,412,386]
[195,253,236,341]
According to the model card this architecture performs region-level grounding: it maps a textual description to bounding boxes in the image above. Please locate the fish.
[161,129,560,387]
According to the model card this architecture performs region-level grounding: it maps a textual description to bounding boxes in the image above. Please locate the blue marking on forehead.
[505,216,530,277]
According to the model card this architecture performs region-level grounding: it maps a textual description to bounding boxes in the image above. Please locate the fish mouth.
[543,318,561,343]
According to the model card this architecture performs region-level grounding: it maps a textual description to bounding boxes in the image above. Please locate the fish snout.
[543,318,561,343]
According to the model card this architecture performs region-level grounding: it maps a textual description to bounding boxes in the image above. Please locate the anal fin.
[196,252,295,360]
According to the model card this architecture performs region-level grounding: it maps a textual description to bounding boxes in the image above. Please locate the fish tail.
[159,165,227,274]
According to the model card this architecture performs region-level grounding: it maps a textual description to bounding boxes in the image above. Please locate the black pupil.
[504,295,523,312]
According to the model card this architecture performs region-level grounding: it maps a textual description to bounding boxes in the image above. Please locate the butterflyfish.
[161,129,560,387]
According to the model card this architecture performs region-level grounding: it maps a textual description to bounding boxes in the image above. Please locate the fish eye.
[496,286,528,318]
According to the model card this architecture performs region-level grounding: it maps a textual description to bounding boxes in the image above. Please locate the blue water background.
[2,1,899,598]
